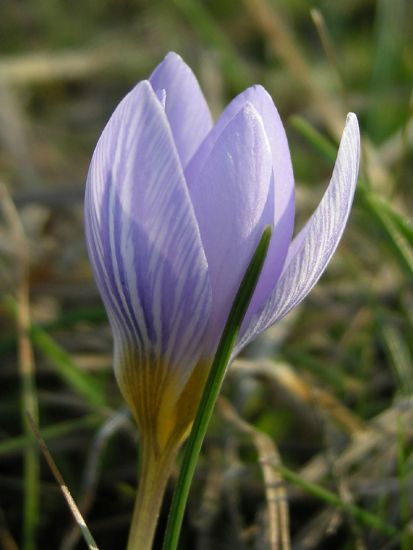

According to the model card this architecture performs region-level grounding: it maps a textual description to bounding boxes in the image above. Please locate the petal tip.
[346,112,358,124]
[126,80,161,114]
[138,79,153,92]
[343,113,361,168]
[251,83,271,99]
[164,51,183,62]
[129,79,154,100]
[241,101,264,124]
[155,51,187,74]
[345,113,360,139]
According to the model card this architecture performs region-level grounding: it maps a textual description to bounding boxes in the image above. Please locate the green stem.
[162,226,272,550]
[127,439,177,550]
[17,281,39,550]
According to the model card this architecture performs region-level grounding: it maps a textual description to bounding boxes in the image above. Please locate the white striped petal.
[85,80,212,396]
[236,113,360,354]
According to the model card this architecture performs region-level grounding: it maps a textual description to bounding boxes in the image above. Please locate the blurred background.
[0,0,413,548]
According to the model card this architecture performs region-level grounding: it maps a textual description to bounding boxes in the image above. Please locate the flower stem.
[127,439,177,550]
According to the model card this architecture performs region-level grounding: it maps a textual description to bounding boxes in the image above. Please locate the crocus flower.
[85,52,359,455]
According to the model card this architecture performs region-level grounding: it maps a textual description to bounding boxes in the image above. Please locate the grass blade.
[360,190,413,280]
[278,464,398,538]
[291,115,413,280]
[0,181,39,550]
[290,115,337,163]
[26,414,100,550]
[162,226,272,550]
[2,296,105,408]
[30,327,105,407]
[0,414,103,457]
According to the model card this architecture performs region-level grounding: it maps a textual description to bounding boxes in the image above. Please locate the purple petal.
[85,80,212,396]
[188,102,274,353]
[186,85,295,328]
[236,113,360,354]
[149,52,213,168]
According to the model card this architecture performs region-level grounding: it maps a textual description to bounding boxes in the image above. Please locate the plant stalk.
[127,439,177,550]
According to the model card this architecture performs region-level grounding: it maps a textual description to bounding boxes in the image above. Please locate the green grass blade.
[360,189,413,280]
[380,320,413,395]
[0,414,103,456]
[23,428,38,550]
[278,464,398,538]
[27,414,100,550]
[162,226,272,550]
[0,306,107,356]
[30,327,105,407]
[290,115,337,163]
[292,115,413,280]
[361,188,413,247]
[3,296,105,407]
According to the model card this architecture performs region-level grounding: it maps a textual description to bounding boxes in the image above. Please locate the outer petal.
[236,113,360,353]
[188,103,274,353]
[149,52,213,168]
[186,85,295,327]
[85,80,212,397]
